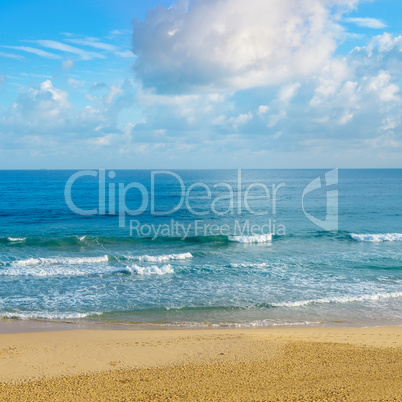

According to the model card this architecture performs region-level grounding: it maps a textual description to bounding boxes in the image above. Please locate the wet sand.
[0,326,401,401]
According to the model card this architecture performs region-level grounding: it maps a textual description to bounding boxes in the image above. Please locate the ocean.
[0,169,401,328]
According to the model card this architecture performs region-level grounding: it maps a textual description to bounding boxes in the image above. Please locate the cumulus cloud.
[213,112,253,129]
[4,2,402,168]
[367,71,400,102]
[132,0,358,93]
[2,80,71,133]
[0,79,135,151]
[129,28,402,164]
[258,105,269,115]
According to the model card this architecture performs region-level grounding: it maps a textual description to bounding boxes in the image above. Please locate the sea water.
[0,169,401,327]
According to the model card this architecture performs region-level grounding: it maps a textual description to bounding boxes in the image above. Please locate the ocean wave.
[1,311,102,320]
[228,262,269,269]
[350,233,402,242]
[0,265,123,278]
[9,255,109,267]
[0,235,226,247]
[7,237,26,242]
[273,291,402,308]
[2,263,174,277]
[0,234,275,247]
[125,264,174,276]
[5,253,192,268]
[136,252,192,262]
[0,263,173,278]
[228,234,272,243]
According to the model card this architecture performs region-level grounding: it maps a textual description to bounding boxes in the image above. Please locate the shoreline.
[1,316,401,334]
[0,325,401,400]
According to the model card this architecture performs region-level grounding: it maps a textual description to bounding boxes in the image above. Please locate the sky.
[1,0,402,169]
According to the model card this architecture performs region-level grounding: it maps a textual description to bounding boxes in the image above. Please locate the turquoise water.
[0,169,401,327]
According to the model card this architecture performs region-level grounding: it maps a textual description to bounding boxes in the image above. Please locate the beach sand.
[0,326,401,401]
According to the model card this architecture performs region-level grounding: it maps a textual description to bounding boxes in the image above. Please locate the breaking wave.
[228,234,272,243]
[7,237,26,242]
[124,264,174,276]
[350,233,402,242]
[1,311,102,320]
[9,255,109,267]
[273,291,402,308]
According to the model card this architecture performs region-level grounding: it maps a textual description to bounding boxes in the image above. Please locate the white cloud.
[0,51,24,60]
[268,110,287,128]
[279,83,301,103]
[66,38,117,52]
[338,111,354,125]
[367,71,400,102]
[34,40,105,60]
[104,85,123,105]
[364,133,402,149]
[4,7,402,168]
[109,29,131,36]
[229,112,253,128]
[62,59,74,70]
[68,78,85,90]
[346,17,386,29]
[2,80,71,131]
[87,134,114,146]
[1,46,61,59]
[115,50,135,58]
[366,32,402,55]
[62,36,135,59]
[0,79,136,151]
[258,105,269,115]
[132,0,358,93]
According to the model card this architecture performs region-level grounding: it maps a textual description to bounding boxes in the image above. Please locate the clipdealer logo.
[64,168,339,235]
[302,168,338,232]
[64,169,286,227]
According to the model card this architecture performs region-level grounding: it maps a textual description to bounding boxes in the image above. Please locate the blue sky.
[1,0,402,168]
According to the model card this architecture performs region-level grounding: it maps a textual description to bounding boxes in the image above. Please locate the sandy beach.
[0,325,401,401]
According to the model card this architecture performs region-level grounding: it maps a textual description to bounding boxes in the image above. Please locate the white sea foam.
[161,320,323,328]
[126,264,174,276]
[0,265,122,277]
[11,258,44,267]
[7,237,26,242]
[211,320,322,328]
[229,262,269,269]
[136,252,193,262]
[229,234,272,243]
[11,255,109,267]
[6,253,191,268]
[351,233,402,242]
[1,311,102,320]
[274,291,402,308]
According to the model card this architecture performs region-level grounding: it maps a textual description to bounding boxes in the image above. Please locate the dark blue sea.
[0,169,401,327]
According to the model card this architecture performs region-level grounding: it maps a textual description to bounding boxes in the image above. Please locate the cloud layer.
[2,0,402,168]
[132,0,358,93]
